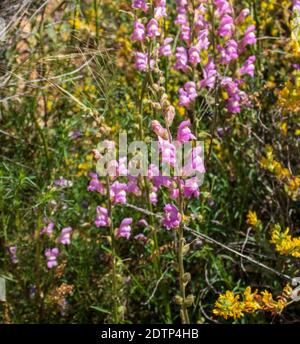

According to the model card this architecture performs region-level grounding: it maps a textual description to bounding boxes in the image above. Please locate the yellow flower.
[213,284,291,320]
[246,210,259,227]
[213,291,243,320]
[270,224,300,258]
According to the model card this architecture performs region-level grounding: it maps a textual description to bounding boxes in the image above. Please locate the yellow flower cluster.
[246,210,261,228]
[270,224,300,258]
[213,285,292,320]
[260,145,300,200]
[277,80,300,114]
[259,0,289,37]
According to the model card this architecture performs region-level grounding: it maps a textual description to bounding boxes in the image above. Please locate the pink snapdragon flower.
[158,137,176,167]
[159,38,173,57]
[134,52,154,72]
[174,47,188,72]
[58,227,73,245]
[221,77,243,113]
[150,186,158,204]
[197,29,210,50]
[87,172,105,194]
[179,82,198,108]
[241,25,257,48]
[110,181,127,204]
[117,218,133,239]
[177,119,196,142]
[218,39,238,64]
[95,206,109,227]
[188,46,201,65]
[54,177,72,188]
[180,24,190,43]
[200,57,217,88]
[8,246,18,264]
[182,145,205,176]
[127,177,141,196]
[183,177,200,198]
[215,0,232,17]
[134,233,147,242]
[163,204,181,229]
[132,0,148,12]
[175,8,188,26]
[131,21,145,41]
[147,18,160,38]
[154,0,167,19]
[40,221,54,236]
[218,14,234,37]
[294,0,300,14]
[240,55,256,77]
[236,8,250,23]
[45,248,59,269]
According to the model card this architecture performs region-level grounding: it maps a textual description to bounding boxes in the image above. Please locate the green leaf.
[90,306,111,314]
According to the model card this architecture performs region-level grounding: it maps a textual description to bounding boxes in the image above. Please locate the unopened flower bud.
[164,105,175,127]
[151,120,168,139]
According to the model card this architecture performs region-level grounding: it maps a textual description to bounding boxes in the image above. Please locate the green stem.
[106,175,118,323]
[177,181,190,324]
[93,0,100,46]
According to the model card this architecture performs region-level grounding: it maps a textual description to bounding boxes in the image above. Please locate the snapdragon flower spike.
[95,206,109,227]
[110,181,127,204]
[146,18,160,38]
[132,0,148,12]
[200,57,217,89]
[159,37,173,57]
[117,218,133,239]
[45,248,59,269]
[134,52,154,72]
[59,227,73,245]
[131,21,145,41]
[40,221,54,236]
[174,47,188,72]
[163,204,181,229]
[240,55,256,77]
[87,172,105,194]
